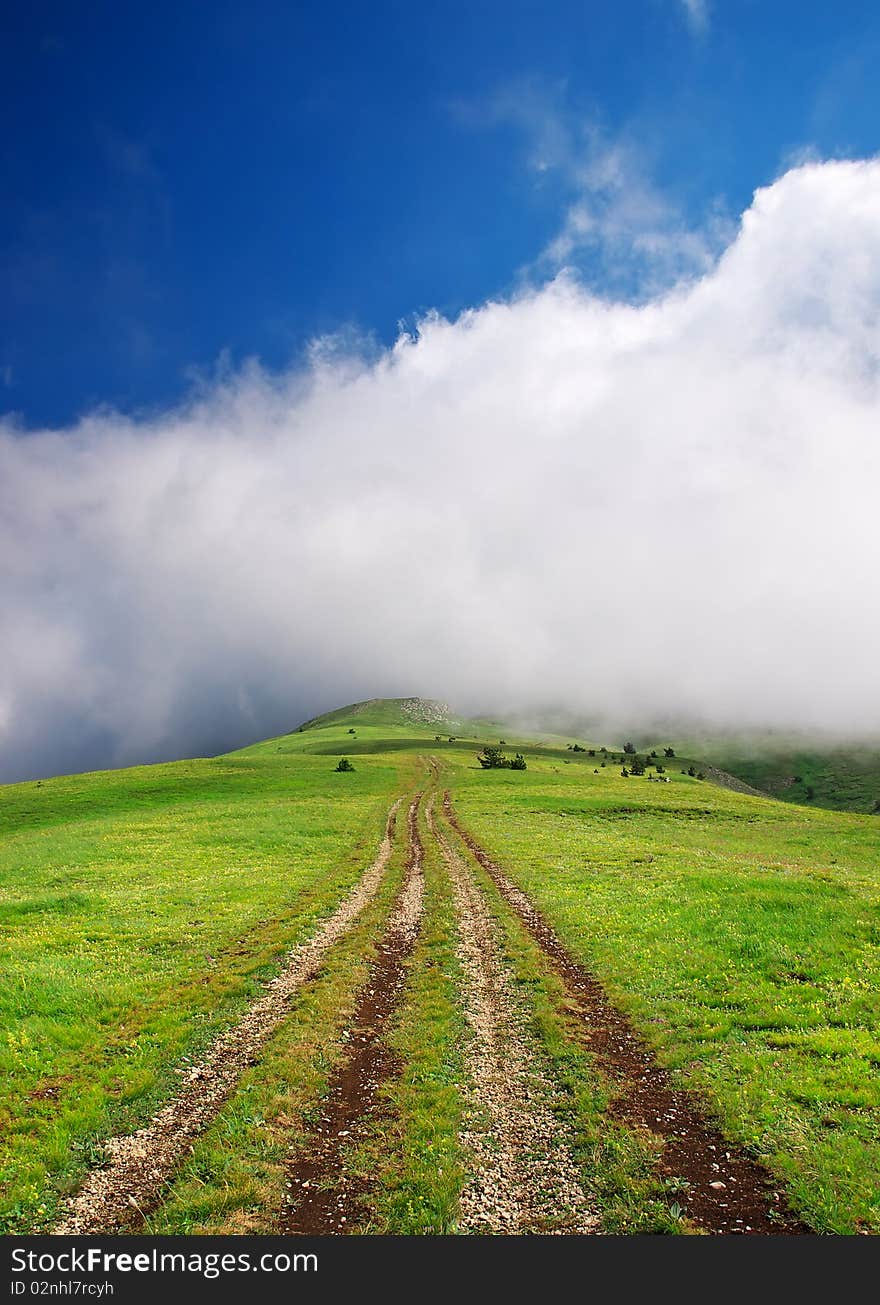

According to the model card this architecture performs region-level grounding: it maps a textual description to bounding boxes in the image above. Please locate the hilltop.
[298,696,459,731]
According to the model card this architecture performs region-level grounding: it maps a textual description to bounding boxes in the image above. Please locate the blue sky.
[4,3,880,777]
[4,0,880,427]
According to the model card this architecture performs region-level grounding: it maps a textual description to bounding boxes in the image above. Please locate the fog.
[2,159,880,781]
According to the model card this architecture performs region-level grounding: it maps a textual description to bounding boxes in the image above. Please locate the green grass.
[704,744,880,815]
[0,749,406,1232]
[4,698,880,1235]
[148,816,413,1233]
[447,754,880,1232]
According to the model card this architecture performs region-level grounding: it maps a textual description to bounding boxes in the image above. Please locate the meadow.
[0,750,403,1231]
[1,699,878,1233]
[451,757,880,1231]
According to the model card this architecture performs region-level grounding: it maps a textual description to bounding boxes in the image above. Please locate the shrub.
[335,758,355,773]
[664,747,675,758]
[623,741,636,755]
[687,765,697,777]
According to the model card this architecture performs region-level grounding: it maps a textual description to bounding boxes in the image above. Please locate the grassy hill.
[2,697,879,1235]
[697,742,880,815]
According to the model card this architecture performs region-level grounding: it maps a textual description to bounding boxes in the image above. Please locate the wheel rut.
[427,796,596,1234]
[280,794,425,1234]
[54,799,403,1235]
[444,793,809,1235]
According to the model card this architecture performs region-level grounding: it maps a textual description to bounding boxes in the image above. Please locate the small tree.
[478,745,526,771]
[687,765,697,777]
[664,747,675,758]
[630,755,645,776]
[335,757,355,773]
[623,741,636,755]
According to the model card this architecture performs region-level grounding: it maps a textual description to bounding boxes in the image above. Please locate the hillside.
[700,742,880,815]
[2,697,879,1236]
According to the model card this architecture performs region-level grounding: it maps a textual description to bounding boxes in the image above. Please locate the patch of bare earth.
[444,793,809,1235]
[427,797,596,1235]
[280,794,425,1234]
[54,800,403,1235]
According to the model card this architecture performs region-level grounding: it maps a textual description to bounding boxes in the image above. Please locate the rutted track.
[444,793,808,1235]
[54,800,403,1235]
[281,794,425,1234]
[427,797,596,1234]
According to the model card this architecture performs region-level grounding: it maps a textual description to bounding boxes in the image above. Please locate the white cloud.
[2,159,880,779]
[541,131,731,291]
[469,83,731,292]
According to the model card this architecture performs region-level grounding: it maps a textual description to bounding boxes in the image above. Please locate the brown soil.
[444,793,809,1235]
[53,800,402,1235]
[280,794,425,1234]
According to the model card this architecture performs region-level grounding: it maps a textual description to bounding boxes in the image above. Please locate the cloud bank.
[2,159,880,780]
